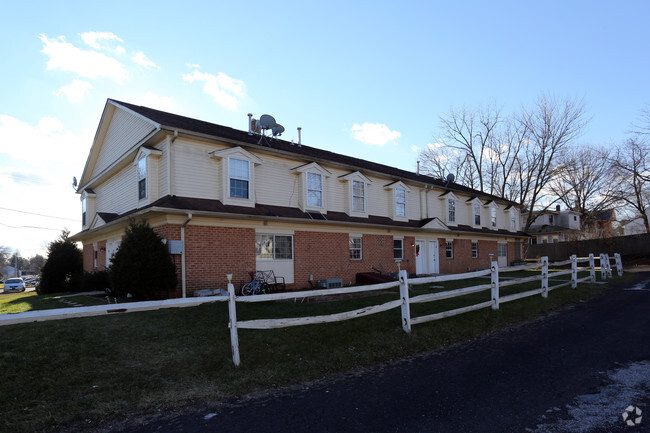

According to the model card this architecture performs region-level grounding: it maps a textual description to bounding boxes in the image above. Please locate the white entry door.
[415,240,426,275]
[498,243,508,267]
[428,240,439,274]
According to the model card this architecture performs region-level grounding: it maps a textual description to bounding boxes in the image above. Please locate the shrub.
[109,220,177,300]
[38,230,83,294]
[81,270,111,293]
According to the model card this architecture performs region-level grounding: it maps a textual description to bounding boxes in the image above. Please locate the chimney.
[247,113,253,135]
[416,161,420,175]
[297,127,302,146]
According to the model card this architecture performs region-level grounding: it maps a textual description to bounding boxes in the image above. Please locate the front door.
[498,242,508,267]
[428,240,439,274]
[415,240,426,275]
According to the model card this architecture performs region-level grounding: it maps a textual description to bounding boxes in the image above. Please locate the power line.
[0,222,62,231]
[0,206,79,222]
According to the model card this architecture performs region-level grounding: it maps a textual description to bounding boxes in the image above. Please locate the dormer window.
[352,180,365,212]
[474,203,481,225]
[510,209,517,231]
[229,157,250,199]
[137,157,147,200]
[491,205,498,229]
[448,198,456,223]
[210,146,263,208]
[340,171,371,217]
[307,172,323,207]
[396,188,406,217]
[82,197,87,226]
[548,214,554,224]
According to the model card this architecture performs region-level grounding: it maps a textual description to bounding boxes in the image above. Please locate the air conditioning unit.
[317,278,343,289]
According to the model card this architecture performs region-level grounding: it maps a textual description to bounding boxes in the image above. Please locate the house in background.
[624,211,649,235]
[523,205,581,244]
[71,99,528,297]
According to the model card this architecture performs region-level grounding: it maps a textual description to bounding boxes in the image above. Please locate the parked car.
[4,278,26,293]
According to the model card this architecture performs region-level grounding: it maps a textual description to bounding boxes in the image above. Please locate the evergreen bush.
[38,230,83,294]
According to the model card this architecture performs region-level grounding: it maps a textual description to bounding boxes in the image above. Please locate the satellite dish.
[446,173,455,183]
[258,114,277,130]
[271,124,285,137]
[72,176,78,189]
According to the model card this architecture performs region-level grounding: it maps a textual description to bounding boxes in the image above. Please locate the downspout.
[180,213,192,298]
[170,129,178,196]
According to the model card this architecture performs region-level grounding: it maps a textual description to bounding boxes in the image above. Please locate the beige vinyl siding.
[174,140,221,200]
[254,154,299,208]
[92,109,156,179]
[95,165,138,216]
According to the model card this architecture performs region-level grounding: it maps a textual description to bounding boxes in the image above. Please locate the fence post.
[615,253,623,276]
[491,261,500,310]
[571,254,577,289]
[589,253,595,282]
[600,254,607,280]
[541,256,549,298]
[227,279,241,367]
[605,254,613,279]
[399,269,411,333]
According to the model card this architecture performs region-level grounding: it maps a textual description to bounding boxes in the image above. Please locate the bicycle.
[241,272,271,296]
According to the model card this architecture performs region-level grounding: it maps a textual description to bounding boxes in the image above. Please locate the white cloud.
[351,122,401,146]
[427,142,444,150]
[0,115,91,255]
[186,62,201,69]
[132,51,158,68]
[53,79,94,104]
[411,145,420,152]
[182,69,245,111]
[80,31,123,50]
[39,33,128,84]
[139,92,178,112]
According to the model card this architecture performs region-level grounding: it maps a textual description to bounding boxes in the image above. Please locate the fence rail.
[0,253,624,368]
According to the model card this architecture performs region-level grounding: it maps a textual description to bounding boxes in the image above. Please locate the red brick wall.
[97,240,107,271]
[439,239,499,274]
[292,231,405,289]
[82,244,94,273]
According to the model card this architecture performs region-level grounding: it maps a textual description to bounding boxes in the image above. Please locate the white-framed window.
[137,157,147,200]
[448,198,456,223]
[472,241,478,258]
[491,206,497,229]
[393,239,403,260]
[255,234,293,260]
[548,214,554,224]
[352,180,365,212]
[307,172,323,207]
[229,157,250,199]
[446,240,453,259]
[510,210,517,231]
[498,243,507,257]
[395,188,406,217]
[349,236,362,260]
[474,203,481,226]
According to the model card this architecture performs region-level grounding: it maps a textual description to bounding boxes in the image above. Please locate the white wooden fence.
[0,253,623,367]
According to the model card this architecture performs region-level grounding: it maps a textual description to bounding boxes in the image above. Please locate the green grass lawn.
[0,271,629,433]
[0,291,107,315]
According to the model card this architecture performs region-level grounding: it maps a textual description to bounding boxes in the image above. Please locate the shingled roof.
[110,99,520,207]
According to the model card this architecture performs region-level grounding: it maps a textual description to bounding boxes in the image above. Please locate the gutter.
[180,213,192,298]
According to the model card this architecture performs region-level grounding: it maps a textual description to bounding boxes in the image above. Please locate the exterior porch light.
[226,274,233,282]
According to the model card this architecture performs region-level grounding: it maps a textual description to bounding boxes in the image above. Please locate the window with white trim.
[395,188,406,217]
[446,240,453,259]
[393,239,403,260]
[352,180,365,212]
[137,157,147,200]
[229,157,250,199]
[491,206,497,229]
[307,172,323,207]
[498,243,507,257]
[349,236,362,260]
[472,241,478,258]
[510,210,517,231]
[82,197,87,226]
[448,198,456,223]
[255,234,293,260]
[474,203,481,226]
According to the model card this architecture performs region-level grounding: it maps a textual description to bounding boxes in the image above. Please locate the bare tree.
[518,95,588,232]
[610,138,650,233]
[549,145,621,235]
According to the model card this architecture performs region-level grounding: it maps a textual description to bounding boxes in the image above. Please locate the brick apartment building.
[71,99,528,296]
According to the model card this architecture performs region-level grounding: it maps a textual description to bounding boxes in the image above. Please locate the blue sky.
[1,0,649,258]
